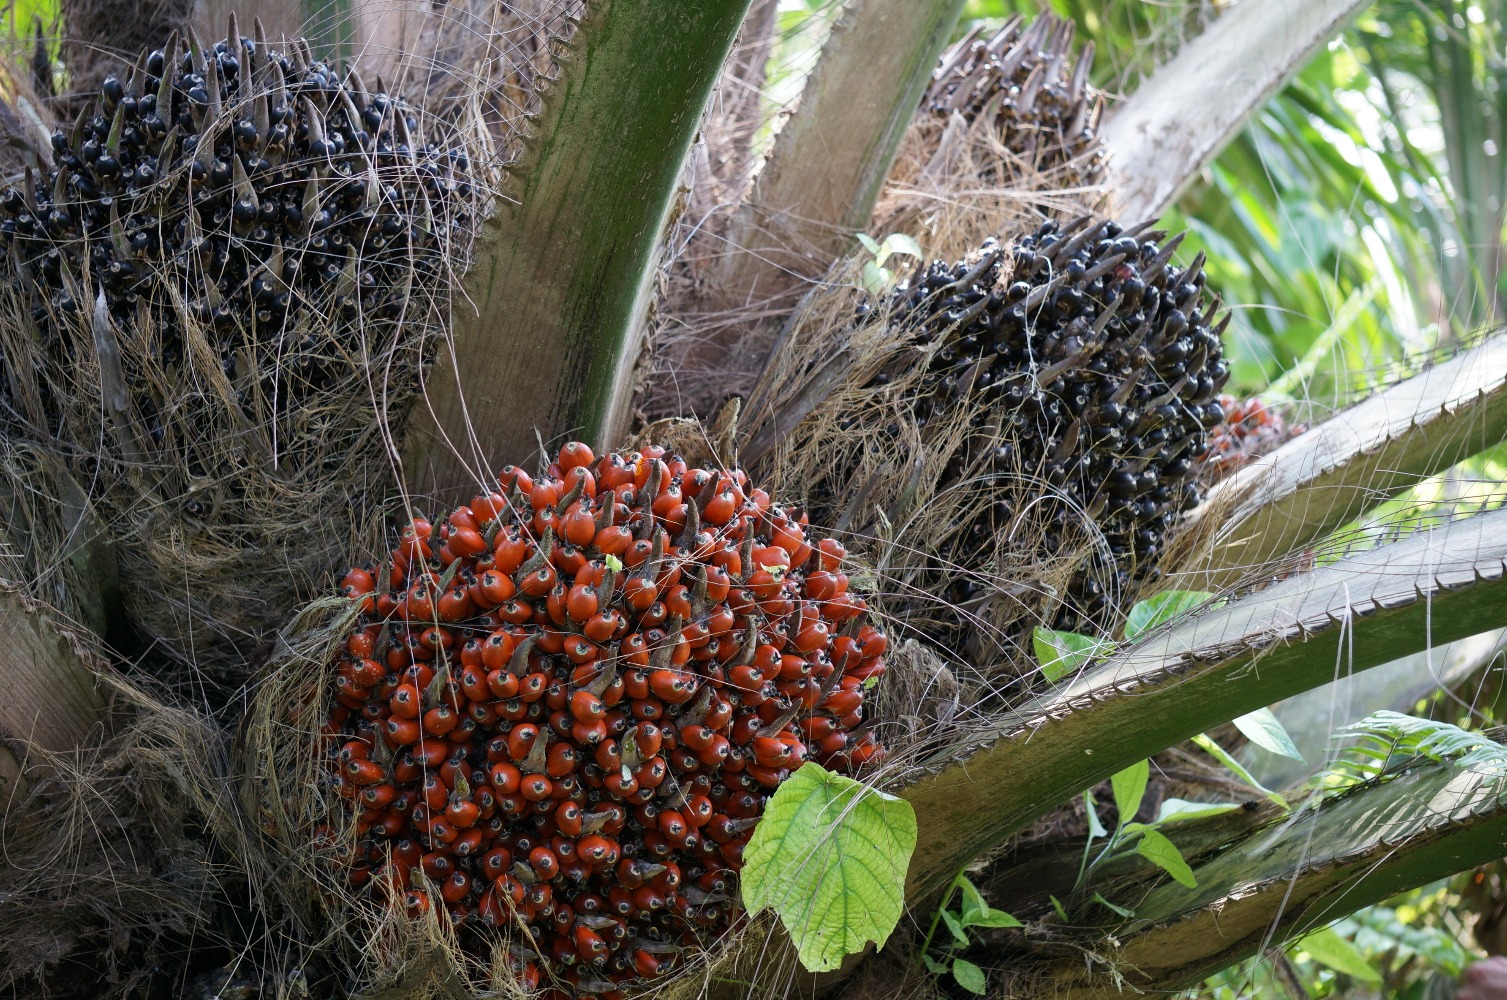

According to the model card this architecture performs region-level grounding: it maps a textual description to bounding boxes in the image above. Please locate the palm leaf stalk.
[1102,0,1373,221]
[401,0,754,494]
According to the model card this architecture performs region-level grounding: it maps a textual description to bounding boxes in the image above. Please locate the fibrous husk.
[0,600,245,998]
[372,0,585,157]
[643,0,801,425]
[0,25,489,691]
[58,0,197,98]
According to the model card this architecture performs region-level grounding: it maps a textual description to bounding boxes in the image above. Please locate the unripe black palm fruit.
[925,14,1104,189]
[887,218,1230,633]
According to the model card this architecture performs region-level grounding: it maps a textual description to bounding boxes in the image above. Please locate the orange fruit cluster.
[1203,395,1304,476]
[320,443,887,998]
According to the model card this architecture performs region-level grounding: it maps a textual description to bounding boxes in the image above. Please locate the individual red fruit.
[562,508,597,548]
[389,684,421,720]
[529,846,560,880]
[566,584,599,622]
[558,442,595,473]
[570,690,606,724]
[546,742,579,779]
[475,570,516,608]
[520,774,553,801]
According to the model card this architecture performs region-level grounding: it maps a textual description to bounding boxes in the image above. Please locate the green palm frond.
[1328,710,1507,787]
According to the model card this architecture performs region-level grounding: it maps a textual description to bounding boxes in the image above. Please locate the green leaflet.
[1294,926,1383,984]
[1154,798,1244,824]
[1136,828,1197,888]
[741,764,917,972]
[1332,710,1507,786]
[1032,627,1109,682]
[1124,590,1218,640]
[1233,707,1305,761]
[951,958,987,994]
[1111,759,1150,824]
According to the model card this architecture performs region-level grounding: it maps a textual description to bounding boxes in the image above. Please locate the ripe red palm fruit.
[316,443,888,997]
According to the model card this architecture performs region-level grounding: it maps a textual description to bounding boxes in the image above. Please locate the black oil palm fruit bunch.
[889,217,1230,634]
[0,20,478,683]
[0,22,472,426]
[925,14,1103,187]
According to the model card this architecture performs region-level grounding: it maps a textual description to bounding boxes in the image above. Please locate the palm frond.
[1327,710,1507,787]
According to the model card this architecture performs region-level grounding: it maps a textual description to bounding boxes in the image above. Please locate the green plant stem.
[918,871,964,968]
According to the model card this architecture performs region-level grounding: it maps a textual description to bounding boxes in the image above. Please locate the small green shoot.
[1070,759,1200,914]
[857,232,924,294]
[919,869,1021,994]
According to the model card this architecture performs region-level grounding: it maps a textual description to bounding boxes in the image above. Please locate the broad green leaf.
[1136,829,1197,888]
[940,908,969,947]
[1092,893,1135,918]
[922,953,947,975]
[1124,591,1217,640]
[1294,927,1383,984]
[952,959,987,994]
[1111,760,1150,827]
[964,909,1023,929]
[1154,798,1245,824]
[1033,627,1109,682]
[741,764,917,972]
[1233,707,1305,761]
[855,232,882,255]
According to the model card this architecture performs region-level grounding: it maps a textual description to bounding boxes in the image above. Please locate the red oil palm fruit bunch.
[319,443,887,998]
